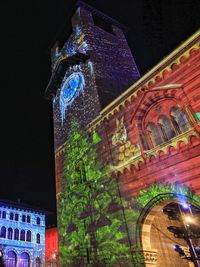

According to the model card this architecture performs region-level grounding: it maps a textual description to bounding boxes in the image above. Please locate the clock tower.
[45,1,140,192]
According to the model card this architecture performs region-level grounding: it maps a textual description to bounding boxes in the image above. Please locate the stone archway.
[5,251,17,267]
[18,252,30,267]
[138,194,200,267]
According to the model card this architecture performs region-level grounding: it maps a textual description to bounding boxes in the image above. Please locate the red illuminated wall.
[45,227,58,265]
[92,33,200,198]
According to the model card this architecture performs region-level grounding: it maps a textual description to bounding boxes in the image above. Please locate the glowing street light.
[164,202,200,267]
[52,253,57,260]
[184,215,194,224]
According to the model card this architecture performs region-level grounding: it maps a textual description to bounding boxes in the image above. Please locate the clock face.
[61,74,80,104]
[59,72,85,124]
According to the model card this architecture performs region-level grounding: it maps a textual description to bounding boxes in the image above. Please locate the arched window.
[10,212,14,220]
[14,229,19,240]
[6,251,16,267]
[36,233,40,244]
[36,217,40,225]
[158,115,176,141]
[8,228,13,240]
[147,122,163,147]
[36,257,41,267]
[0,227,6,238]
[20,230,25,241]
[140,133,150,150]
[171,106,191,133]
[27,215,31,223]
[22,214,26,222]
[2,211,6,219]
[19,252,30,267]
[15,213,19,221]
[26,231,31,242]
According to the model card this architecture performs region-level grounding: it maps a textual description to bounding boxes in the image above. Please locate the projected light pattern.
[75,25,81,38]
[64,39,76,56]
[0,201,45,267]
[62,37,89,57]
[52,24,89,70]
[59,71,85,125]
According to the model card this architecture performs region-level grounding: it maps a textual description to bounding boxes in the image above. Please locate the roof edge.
[76,1,129,32]
[100,29,200,116]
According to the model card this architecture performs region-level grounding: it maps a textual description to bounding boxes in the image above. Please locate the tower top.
[46,1,140,149]
[76,1,128,32]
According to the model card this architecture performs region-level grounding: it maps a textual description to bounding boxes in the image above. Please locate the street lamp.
[50,252,58,267]
[178,203,200,267]
[184,215,194,224]
[163,202,200,267]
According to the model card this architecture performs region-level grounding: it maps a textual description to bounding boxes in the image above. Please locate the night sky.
[0,0,199,225]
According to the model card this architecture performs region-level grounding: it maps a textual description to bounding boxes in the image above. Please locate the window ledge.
[144,128,199,158]
[110,128,199,174]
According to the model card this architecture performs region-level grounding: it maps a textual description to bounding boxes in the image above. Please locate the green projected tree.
[58,120,134,267]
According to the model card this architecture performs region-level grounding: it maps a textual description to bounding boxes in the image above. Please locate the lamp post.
[178,204,200,267]
[49,252,58,267]
[164,202,200,267]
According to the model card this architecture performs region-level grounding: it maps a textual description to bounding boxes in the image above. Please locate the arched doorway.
[18,252,30,267]
[5,251,17,267]
[139,194,200,267]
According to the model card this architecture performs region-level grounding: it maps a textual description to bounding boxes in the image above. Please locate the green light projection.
[137,181,200,208]
[194,112,200,122]
[92,131,102,144]
[58,120,135,267]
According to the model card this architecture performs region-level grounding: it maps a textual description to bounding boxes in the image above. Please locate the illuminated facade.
[45,227,58,267]
[45,1,200,266]
[88,30,200,266]
[0,200,45,267]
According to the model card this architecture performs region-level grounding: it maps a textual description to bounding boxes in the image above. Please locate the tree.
[58,120,134,267]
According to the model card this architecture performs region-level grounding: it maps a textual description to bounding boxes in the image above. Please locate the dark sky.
[0,0,199,225]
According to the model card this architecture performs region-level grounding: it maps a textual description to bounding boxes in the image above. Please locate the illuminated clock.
[59,71,85,124]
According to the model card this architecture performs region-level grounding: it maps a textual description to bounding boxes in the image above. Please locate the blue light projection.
[75,25,81,38]
[64,39,76,56]
[63,37,89,56]
[51,24,90,70]
[0,201,45,267]
[59,70,85,125]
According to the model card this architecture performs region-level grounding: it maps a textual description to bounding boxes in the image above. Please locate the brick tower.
[45,1,140,192]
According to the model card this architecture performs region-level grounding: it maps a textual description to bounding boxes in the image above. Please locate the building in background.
[0,200,45,267]
[45,227,58,267]
[45,1,200,266]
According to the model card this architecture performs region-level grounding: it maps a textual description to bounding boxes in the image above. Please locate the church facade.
[45,2,200,266]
